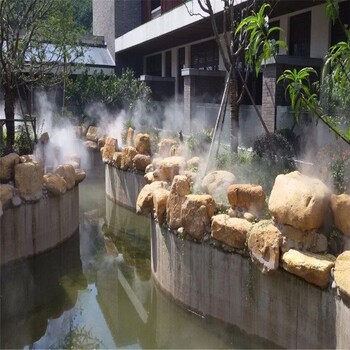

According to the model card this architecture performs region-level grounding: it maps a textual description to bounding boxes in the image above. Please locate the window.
[165,51,172,77]
[289,12,311,57]
[191,40,219,71]
[146,54,161,76]
[178,47,185,94]
[151,0,160,11]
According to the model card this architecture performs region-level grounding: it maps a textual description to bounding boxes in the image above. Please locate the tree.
[278,0,350,146]
[65,69,151,123]
[0,0,84,149]
[186,0,284,151]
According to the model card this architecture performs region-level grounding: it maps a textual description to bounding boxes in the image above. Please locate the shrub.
[253,132,295,171]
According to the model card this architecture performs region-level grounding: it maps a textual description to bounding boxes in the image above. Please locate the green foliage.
[315,143,350,194]
[276,128,300,155]
[278,0,350,146]
[13,125,35,156]
[277,67,318,122]
[65,69,151,120]
[50,319,103,349]
[235,3,287,76]
[121,119,136,144]
[216,151,230,170]
[325,0,340,24]
[72,0,92,32]
[253,132,296,169]
[186,129,212,155]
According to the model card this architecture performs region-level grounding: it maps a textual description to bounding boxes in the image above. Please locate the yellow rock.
[282,249,334,288]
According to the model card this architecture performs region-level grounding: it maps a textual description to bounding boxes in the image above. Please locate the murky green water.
[0,171,279,349]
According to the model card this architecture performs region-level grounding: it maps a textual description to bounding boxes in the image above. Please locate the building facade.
[93,0,350,145]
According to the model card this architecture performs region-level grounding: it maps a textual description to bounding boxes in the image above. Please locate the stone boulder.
[181,194,216,240]
[184,170,197,184]
[281,249,334,288]
[167,175,191,230]
[247,220,282,273]
[98,137,105,148]
[0,153,20,181]
[334,251,350,298]
[153,188,170,225]
[201,170,236,203]
[331,194,350,237]
[0,184,15,208]
[227,184,266,215]
[43,173,67,196]
[158,138,178,158]
[133,154,151,172]
[277,223,328,253]
[112,152,123,168]
[75,169,86,184]
[83,140,99,151]
[126,127,134,146]
[19,154,39,164]
[101,137,118,162]
[135,133,151,155]
[136,181,168,215]
[158,156,186,182]
[15,162,43,201]
[86,126,100,142]
[187,157,200,170]
[145,164,154,173]
[121,146,138,170]
[67,155,81,169]
[211,214,252,249]
[268,171,331,230]
[144,172,155,184]
[55,164,76,190]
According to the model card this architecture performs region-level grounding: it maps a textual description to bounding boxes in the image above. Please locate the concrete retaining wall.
[105,165,146,210]
[0,186,79,266]
[151,222,350,349]
[106,165,350,348]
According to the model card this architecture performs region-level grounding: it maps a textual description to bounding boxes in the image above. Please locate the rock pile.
[102,131,349,295]
[0,133,86,217]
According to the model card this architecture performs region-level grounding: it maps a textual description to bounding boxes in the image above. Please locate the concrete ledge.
[181,68,226,77]
[151,221,350,349]
[0,186,79,266]
[105,165,146,210]
[140,75,175,82]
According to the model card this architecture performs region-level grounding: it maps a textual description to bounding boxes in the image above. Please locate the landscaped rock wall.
[0,185,79,265]
[0,144,86,266]
[151,220,350,349]
[103,130,350,348]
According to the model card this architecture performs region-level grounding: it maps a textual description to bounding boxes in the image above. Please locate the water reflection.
[0,231,86,349]
[1,173,279,349]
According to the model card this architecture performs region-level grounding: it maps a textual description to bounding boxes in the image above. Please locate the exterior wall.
[115,0,142,38]
[0,186,80,266]
[271,3,330,59]
[115,1,228,53]
[92,0,116,58]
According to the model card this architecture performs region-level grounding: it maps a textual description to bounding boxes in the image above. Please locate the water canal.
[0,168,279,349]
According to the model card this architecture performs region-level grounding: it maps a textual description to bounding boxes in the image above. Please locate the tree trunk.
[230,69,239,153]
[4,86,17,149]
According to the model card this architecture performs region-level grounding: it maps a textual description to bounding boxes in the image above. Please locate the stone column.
[183,74,194,134]
[261,63,277,132]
